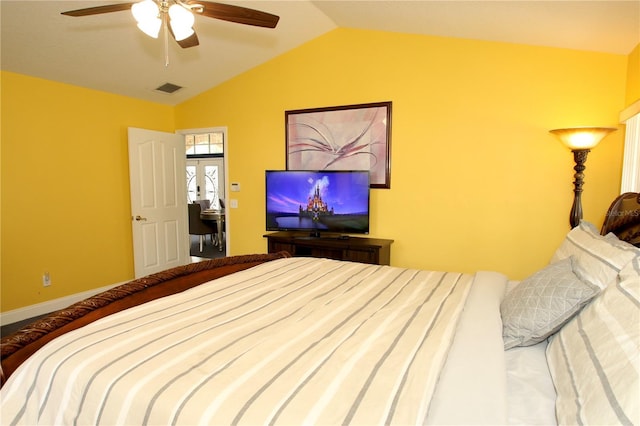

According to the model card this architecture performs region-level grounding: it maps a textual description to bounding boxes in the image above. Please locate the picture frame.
[285,101,392,188]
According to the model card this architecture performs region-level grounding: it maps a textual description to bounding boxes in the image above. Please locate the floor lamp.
[550,127,617,228]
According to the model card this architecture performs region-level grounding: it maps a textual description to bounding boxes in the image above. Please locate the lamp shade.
[137,18,162,38]
[169,4,195,41]
[131,0,159,22]
[549,127,617,150]
[169,4,195,27]
[132,0,161,38]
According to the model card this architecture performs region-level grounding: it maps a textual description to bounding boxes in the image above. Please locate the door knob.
[134,215,147,221]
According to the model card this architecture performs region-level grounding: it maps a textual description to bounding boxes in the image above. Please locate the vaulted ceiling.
[2,1,638,105]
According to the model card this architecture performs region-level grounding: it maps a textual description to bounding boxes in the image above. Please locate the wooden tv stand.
[264,232,393,265]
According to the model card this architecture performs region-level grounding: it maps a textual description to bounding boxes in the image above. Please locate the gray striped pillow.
[546,257,640,425]
[551,221,639,289]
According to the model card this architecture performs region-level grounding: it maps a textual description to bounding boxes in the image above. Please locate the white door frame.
[178,127,230,254]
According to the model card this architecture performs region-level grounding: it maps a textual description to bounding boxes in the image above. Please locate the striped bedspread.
[1,257,474,425]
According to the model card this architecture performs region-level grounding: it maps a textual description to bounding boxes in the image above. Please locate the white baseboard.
[0,281,126,326]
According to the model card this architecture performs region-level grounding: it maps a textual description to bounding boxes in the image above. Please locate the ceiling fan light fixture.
[137,18,162,38]
[170,22,195,41]
[169,4,195,41]
[132,0,161,38]
[61,0,279,53]
[168,4,195,27]
[131,0,159,23]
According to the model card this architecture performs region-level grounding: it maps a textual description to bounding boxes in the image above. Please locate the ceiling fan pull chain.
[163,12,170,67]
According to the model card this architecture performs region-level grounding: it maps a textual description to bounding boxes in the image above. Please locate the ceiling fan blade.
[188,1,279,28]
[169,27,200,48]
[61,2,136,17]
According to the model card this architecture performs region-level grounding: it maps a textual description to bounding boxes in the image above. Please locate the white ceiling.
[2,0,639,105]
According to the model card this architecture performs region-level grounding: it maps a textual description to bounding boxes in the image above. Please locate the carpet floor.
[190,234,226,259]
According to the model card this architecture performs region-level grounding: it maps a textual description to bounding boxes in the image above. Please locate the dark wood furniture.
[601,192,640,247]
[200,208,225,251]
[264,232,393,265]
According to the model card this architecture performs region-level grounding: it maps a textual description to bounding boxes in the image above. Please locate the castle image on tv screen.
[266,171,370,234]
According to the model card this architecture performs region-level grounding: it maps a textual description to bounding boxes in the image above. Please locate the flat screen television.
[266,170,370,236]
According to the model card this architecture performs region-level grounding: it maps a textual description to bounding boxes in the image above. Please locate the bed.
[1,194,638,425]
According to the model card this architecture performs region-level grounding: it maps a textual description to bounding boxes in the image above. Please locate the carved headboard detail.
[601,192,640,247]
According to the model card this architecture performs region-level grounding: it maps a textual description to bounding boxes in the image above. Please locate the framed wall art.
[285,101,392,188]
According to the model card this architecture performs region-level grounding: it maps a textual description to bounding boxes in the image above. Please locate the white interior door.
[128,127,189,278]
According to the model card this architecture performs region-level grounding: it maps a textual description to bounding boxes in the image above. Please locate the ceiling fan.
[61,0,280,50]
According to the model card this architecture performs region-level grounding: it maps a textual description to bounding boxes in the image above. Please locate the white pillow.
[551,221,639,289]
[546,257,640,425]
[501,256,600,350]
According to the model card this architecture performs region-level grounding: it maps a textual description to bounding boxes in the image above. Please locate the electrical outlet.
[230,199,238,208]
[43,272,51,287]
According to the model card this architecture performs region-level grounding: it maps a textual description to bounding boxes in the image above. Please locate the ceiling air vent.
[154,82,183,94]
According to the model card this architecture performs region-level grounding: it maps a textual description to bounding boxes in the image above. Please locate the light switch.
[231,183,240,192]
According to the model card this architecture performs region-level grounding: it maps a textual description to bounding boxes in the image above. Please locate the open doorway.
[180,127,228,259]
[186,158,225,208]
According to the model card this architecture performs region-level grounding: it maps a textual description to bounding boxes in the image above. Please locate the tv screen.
[266,170,370,236]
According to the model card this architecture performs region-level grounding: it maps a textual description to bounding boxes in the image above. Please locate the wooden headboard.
[601,192,640,247]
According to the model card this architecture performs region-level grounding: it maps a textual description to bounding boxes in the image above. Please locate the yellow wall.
[1,72,174,311]
[176,28,627,279]
[626,43,640,105]
[1,28,631,313]
[0,72,3,302]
